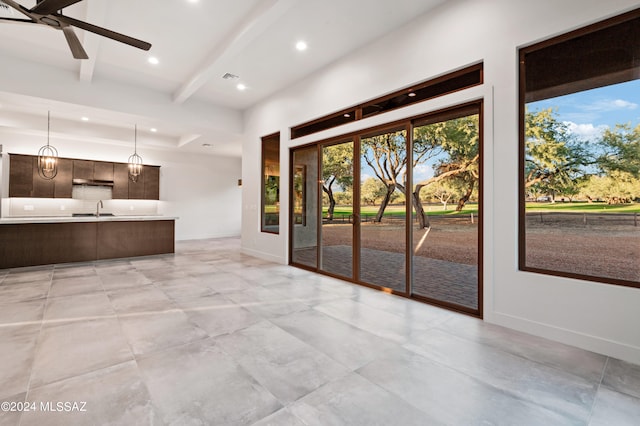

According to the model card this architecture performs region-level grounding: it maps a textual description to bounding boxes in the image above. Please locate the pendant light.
[37,111,58,180]
[128,124,143,182]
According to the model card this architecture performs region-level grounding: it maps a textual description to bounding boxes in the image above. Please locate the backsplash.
[2,197,159,217]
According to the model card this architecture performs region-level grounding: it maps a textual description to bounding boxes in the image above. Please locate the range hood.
[72,178,114,187]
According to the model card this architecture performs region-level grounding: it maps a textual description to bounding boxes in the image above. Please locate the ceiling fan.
[0,0,151,59]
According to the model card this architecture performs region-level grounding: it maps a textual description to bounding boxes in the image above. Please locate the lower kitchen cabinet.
[0,219,175,269]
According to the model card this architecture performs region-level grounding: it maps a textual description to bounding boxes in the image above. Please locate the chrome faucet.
[96,200,103,217]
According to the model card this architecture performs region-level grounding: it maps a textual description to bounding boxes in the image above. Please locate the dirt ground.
[320,216,640,282]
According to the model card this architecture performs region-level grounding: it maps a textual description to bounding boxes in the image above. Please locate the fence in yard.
[525,212,639,227]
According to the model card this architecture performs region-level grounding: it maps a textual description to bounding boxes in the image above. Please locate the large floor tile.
[0,299,45,326]
[314,298,429,344]
[589,386,640,426]
[602,358,640,399]
[118,310,208,356]
[196,272,254,293]
[137,338,281,425]
[0,282,50,304]
[404,328,597,422]
[22,361,159,426]
[98,271,151,291]
[178,294,261,337]
[225,287,310,319]
[154,276,217,301]
[52,264,96,280]
[358,348,579,425]
[30,318,133,388]
[266,281,345,306]
[0,325,40,400]
[251,407,307,426]
[272,309,402,370]
[437,314,607,382]
[216,321,349,403]
[106,285,175,314]
[43,292,115,323]
[48,276,103,298]
[0,393,26,426]
[2,269,52,286]
[289,373,439,426]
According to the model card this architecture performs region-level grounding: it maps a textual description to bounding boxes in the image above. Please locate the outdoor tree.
[524,108,591,196]
[322,143,353,220]
[412,115,480,227]
[597,123,640,177]
[360,177,387,205]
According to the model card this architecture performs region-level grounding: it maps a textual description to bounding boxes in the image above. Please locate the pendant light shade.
[128,124,143,182]
[37,111,58,180]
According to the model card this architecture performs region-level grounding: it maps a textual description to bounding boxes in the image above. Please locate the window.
[291,63,482,139]
[261,133,280,234]
[519,9,640,287]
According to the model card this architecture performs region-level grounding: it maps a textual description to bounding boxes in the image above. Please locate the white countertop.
[0,215,178,224]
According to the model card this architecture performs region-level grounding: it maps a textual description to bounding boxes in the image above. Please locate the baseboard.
[488,311,640,364]
[241,246,286,264]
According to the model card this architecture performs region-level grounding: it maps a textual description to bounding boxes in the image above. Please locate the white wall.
[0,130,242,241]
[242,0,640,363]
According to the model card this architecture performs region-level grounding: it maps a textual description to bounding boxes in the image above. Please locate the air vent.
[222,73,239,80]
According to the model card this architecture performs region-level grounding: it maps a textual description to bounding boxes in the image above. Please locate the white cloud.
[564,121,608,141]
[582,99,638,112]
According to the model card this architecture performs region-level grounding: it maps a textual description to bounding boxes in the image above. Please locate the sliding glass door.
[320,141,354,279]
[411,106,481,311]
[359,128,408,292]
[290,102,482,315]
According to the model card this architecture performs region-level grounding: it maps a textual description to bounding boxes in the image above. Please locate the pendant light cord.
[47,111,50,146]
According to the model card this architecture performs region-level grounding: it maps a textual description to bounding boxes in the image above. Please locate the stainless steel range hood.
[72,178,115,187]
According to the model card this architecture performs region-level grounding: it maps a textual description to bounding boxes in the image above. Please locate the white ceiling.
[0,0,446,157]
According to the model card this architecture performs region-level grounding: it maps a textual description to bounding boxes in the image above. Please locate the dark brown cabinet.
[32,158,55,198]
[9,154,160,200]
[128,169,145,199]
[54,158,73,198]
[73,160,94,180]
[94,161,114,181]
[143,166,160,200]
[112,163,129,199]
[9,154,34,197]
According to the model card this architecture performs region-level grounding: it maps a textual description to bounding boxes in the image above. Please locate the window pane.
[360,129,407,292]
[261,134,280,233]
[291,146,318,268]
[412,112,480,309]
[320,141,354,278]
[521,11,640,285]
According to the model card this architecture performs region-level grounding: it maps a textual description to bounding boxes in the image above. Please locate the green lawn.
[324,203,479,217]
[525,201,640,213]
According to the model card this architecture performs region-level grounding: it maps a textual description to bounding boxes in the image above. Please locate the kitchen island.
[0,216,177,269]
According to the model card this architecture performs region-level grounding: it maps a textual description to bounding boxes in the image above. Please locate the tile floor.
[0,237,639,425]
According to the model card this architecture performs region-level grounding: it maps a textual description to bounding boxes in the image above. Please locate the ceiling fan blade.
[62,26,88,59]
[56,14,151,51]
[0,17,34,22]
[30,0,83,16]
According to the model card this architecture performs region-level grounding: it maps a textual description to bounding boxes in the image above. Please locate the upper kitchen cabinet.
[53,158,73,198]
[128,168,145,199]
[143,166,160,200]
[9,154,34,197]
[32,157,55,198]
[94,161,114,181]
[112,163,129,199]
[73,160,94,180]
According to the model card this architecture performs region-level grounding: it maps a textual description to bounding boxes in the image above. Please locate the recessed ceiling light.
[187,0,199,3]
[81,117,89,121]
[148,56,159,65]
[343,113,351,118]
[150,128,157,132]
[408,92,416,97]
[236,83,247,91]
[295,40,308,51]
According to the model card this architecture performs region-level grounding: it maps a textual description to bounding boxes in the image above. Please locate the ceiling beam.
[79,0,107,82]
[172,0,296,104]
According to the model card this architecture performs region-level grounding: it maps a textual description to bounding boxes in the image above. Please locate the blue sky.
[527,79,640,141]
